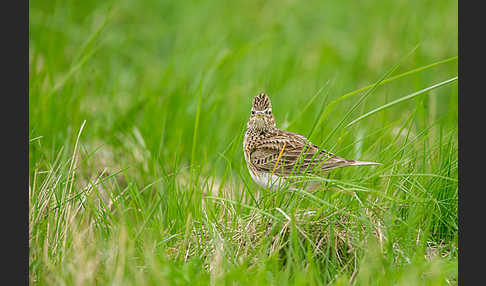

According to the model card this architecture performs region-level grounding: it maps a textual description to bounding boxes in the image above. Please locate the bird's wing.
[250,130,352,176]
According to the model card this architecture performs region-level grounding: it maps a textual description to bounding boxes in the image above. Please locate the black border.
[458,0,481,284]
[9,0,29,284]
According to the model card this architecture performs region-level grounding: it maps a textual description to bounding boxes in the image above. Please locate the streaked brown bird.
[243,93,380,190]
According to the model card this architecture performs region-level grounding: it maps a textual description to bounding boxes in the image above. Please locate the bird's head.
[247,93,276,131]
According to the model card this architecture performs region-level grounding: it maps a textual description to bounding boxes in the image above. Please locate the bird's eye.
[251,111,255,115]
[266,110,271,115]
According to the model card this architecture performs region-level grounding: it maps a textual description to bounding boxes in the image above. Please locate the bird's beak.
[255,113,265,119]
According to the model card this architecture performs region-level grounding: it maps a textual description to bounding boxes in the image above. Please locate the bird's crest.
[252,93,272,111]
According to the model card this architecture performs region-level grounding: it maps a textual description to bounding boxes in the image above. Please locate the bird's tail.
[348,160,382,166]
[320,159,381,172]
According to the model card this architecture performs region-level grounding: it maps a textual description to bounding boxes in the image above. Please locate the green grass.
[29,0,458,284]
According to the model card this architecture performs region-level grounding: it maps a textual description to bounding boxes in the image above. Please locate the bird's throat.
[247,118,275,133]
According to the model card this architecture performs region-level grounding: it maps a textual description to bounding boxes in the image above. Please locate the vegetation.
[29,0,457,284]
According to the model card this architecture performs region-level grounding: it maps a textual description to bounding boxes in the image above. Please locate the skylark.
[243,93,380,190]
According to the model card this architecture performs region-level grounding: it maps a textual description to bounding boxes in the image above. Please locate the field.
[29,0,458,285]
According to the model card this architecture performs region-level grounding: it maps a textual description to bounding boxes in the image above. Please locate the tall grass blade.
[346,76,457,127]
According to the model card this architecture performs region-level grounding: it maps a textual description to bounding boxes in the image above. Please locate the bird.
[243,93,380,190]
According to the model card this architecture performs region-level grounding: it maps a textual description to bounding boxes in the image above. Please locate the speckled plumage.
[243,93,379,190]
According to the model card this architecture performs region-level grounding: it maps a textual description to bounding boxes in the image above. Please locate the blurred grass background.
[29,0,457,285]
